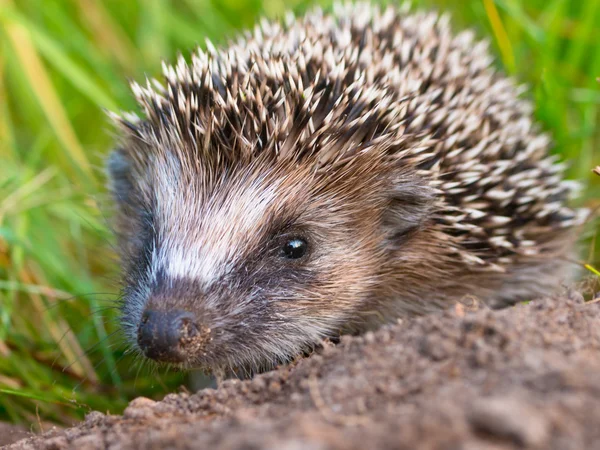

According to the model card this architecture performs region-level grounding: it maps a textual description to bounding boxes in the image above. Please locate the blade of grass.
[483,0,516,73]
[165,8,210,48]
[182,0,234,36]
[585,264,600,276]
[0,1,94,180]
[0,7,119,110]
[0,388,78,406]
[73,0,138,74]
[138,0,169,65]
[0,42,17,160]
[565,0,599,81]
[495,0,544,43]
[0,167,56,223]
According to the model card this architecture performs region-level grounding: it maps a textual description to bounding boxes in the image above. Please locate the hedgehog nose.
[137,309,200,363]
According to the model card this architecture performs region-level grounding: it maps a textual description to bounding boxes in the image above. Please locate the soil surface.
[6,290,600,449]
[0,424,29,447]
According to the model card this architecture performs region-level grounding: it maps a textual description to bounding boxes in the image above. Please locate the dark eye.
[280,238,308,259]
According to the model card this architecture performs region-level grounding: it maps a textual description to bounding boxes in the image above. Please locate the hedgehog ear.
[106,148,135,207]
[382,178,436,245]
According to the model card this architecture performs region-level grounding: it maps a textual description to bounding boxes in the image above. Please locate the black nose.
[137,310,200,363]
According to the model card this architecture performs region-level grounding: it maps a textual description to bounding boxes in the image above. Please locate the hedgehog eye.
[280,238,308,259]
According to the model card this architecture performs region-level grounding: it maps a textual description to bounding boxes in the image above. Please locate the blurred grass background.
[0,0,598,428]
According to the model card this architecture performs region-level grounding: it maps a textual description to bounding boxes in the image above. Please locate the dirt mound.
[7,290,600,450]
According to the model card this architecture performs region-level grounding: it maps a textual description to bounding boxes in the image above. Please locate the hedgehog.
[106,2,587,372]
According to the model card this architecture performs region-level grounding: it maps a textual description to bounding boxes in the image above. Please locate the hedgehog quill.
[107,3,587,372]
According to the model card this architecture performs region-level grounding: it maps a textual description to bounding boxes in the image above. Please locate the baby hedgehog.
[107,3,586,371]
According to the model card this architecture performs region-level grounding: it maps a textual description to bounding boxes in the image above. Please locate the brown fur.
[107,3,586,371]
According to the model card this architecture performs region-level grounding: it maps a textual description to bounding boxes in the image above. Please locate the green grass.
[0,0,598,427]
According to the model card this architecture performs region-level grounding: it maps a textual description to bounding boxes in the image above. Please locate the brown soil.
[0,424,29,447]
[6,290,600,450]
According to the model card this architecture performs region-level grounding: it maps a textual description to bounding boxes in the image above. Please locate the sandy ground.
[5,289,600,449]
[0,424,29,447]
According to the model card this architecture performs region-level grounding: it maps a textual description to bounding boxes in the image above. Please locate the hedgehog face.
[108,148,420,371]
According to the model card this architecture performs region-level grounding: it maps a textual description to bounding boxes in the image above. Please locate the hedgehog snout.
[137,309,210,363]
